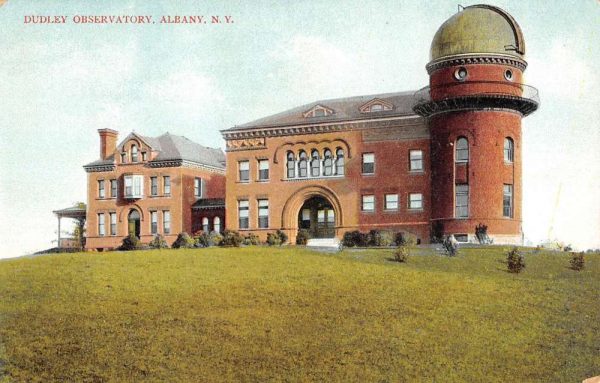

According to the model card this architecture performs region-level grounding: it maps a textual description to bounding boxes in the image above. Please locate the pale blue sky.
[0,1,598,257]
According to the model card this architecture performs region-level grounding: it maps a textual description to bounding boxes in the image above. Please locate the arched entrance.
[128,209,141,238]
[298,196,335,238]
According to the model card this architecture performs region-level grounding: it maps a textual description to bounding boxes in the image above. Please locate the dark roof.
[192,198,225,210]
[225,91,419,131]
[84,132,225,169]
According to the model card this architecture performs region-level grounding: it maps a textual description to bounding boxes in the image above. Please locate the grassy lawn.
[0,246,598,382]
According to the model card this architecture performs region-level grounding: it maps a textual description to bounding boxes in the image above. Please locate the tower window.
[454,67,468,81]
[504,69,514,81]
[455,137,469,163]
[409,150,423,171]
[503,184,513,218]
[504,138,514,163]
[455,184,469,218]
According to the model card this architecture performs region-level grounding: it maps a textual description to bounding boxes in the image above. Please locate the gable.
[359,98,394,113]
[302,104,335,118]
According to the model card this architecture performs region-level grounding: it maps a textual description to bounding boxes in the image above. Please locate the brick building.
[221,4,538,245]
[84,129,225,250]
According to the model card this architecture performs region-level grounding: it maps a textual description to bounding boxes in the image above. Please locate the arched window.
[286,152,296,178]
[310,149,320,177]
[504,138,514,163]
[298,151,308,177]
[213,217,221,233]
[323,149,333,176]
[131,145,139,162]
[202,217,209,233]
[335,148,344,175]
[455,137,469,163]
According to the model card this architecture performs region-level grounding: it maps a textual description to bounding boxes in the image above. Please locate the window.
[286,152,296,178]
[98,180,105,198]
[455,234,468,243]
[362,195,375,212]
[163,176,171,196]
[151,211,158,234]
[323,149,333,176]
[504,138,514,163]
[455,184,469,218]
[504,69,513,81]
[410,150,423,171]
[258,160,269,181]
[202,217,209,233]
[455,137,469,163]
[310,150,320,177]
[98,213,105,236]
[194,178,203,197]
[454,67,468,81]
[409,193,423,210]
[238,200,249,229]
[120,153,127,164]
[142,152,147,161]
[131,145,138,162]
[239,161,249,182]
[110,213,117,236]
[213,217,221,233]
[163,210,171,234]
[335,148,344,175]
[298,151,308,178]
[370,103,383,112]
[150,177,158,196]
[124,175,144,198]
[503,184,513,218]
[362,153,375,174]
[385,194,399,210]
[258,199,269,228]
[110,179,118,198]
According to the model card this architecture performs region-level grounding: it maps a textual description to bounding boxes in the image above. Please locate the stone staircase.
[306,238,341,250]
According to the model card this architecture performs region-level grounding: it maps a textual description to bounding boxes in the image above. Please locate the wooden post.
[57,216,61,249]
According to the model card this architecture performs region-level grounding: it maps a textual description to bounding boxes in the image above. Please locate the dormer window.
[370,104,383,112]
[142,152,147,161]
[303,104,334,118]
[359,98,394,113]
[131,145,139,163]
[120,152,127,164]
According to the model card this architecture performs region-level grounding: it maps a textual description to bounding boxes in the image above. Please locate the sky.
[0,0,598,258]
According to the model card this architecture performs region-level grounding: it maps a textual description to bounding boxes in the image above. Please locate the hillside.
[0,247,598,382]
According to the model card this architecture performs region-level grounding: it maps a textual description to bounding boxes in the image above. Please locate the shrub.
[209,231,223,246]
[442,235,459,257]
[342,230,369,247]
[369,230,394,247]
[569,252,585,271]
[431,221,444,243]
[394,246,409,263]
[220,230,243,247]
[395,232,417,247]
[475,223,489,244]
[149,234,169,249]
[266,232,282,246]
[276,230,288,244]
[119,234,143,251]
[296,229,310,245]
[244,233,261,246]
[172,232,195,249]
[194,232,210,248]
[507,247,525,273]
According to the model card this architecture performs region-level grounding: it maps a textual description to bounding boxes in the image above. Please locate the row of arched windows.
[286,148,345,178]
[200,216,221,233]
[455,137,514,163]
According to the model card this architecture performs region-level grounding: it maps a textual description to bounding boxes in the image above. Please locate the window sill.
[361,173,375,177]
[256,179,270,183]
[237,181,250,184]
[283,175,344,181]
[383,209,399,213]
[361,210,375,214]
[409,170,425,174]
[407,208,424,212]
[504,161,514,165]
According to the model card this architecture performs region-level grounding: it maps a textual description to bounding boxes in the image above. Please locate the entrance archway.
[128,209,141,238]
[298,196,335,238]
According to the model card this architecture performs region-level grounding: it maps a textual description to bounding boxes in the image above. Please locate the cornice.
[83,164,115,173]
[426,54,528,74]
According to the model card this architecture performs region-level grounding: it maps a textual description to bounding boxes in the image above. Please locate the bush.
[276,230,288,244]
[431,221,444,243]
[342,230,369,247]
[244,233,261,246]
[119,234,143,251]
[395,232,417,247]
[172,232,195,249]
[507,247,525,273]
[220,230,243,247]
[149,234,169,249]
[296,229,310,245]
[194,232,210,248]
[475,223,490,244]
[209,232,223,246]
[569,252,585,271]
[394,246,409,262]
[266,232,282,246]
[369,230,394,247]
[442,235,459,257]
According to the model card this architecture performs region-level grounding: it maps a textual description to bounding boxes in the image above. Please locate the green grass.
[0,247,598,382]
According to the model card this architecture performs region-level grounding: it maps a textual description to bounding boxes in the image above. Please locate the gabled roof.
[225,91,418,131]
[192,198,225,210]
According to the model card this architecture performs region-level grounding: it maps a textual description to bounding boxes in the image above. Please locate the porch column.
[57,216,61,249]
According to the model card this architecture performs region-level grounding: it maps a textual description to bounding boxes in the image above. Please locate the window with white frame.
[213,217,221,233]
[362,153,375,174]
[323,149,333,176]
[335,148,344,175]
[456,137,469,163]
[98,213,105,236]
[194,178,203,198]
[385,194,399,210]
[409,193,423,210]
[239,161,249,182]
[503,184,513,218]
[110,212,117,236]
[258,199,269,228]
[163,176,171,196]
[151,211,158,235]
[286,152,296,178]
[131,145,139,163]
[98,180,105,198]
[124,175,144,198]
[238,200,249,229]
[362,195,375,212]
[455,184,469,218]
[110,179,118,198]
[163,210,171,234]
[258,159,269,181]
[150,177,158,196]
[310,150,320,177]
[504,138,514,163]
[298,151,308,178]
[202,217,209,233]
[410,150,423,171]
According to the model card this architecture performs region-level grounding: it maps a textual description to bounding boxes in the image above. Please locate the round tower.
[414,5,539,244]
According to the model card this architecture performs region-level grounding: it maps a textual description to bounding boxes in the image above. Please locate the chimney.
[98,129,118,160]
